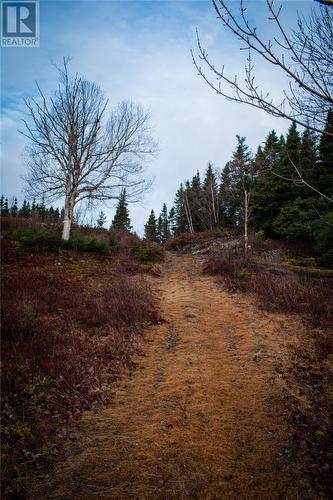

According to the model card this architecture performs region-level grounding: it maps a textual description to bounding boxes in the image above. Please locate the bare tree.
[227,136,256,255]
[21,59,156,240]
[192,1,333,136]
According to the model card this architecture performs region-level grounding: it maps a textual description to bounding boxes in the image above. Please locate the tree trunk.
[183,192,194,233]
[62,185,75,241]
[244,190,249,257]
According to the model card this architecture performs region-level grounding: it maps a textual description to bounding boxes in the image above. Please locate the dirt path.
[31,253,311,499]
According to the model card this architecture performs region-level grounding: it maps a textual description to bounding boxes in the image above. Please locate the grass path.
[30,253,312,499]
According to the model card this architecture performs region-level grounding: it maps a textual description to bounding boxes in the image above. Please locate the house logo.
[1,1,39,47]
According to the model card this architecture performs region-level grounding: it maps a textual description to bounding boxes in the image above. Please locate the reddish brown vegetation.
[204,248,333,327]
[1,235,160,497]
[250,270,333,324]
[164,230,225,250]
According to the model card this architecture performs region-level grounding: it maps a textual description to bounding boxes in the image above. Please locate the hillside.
[2,229,332,498]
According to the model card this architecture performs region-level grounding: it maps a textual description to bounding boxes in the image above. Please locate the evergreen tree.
[174,184,188,233]
[156,214,163,243]
[145,209,158,242]
[159,203,170,244]
[31,198,37,214]
[38,197,46,220]
[252,130,283,235]
[0,196,4,216]
[48,206,55,221]
[111,189,131,230]
[19,200,31,218]
[219,162,237,227]
[188,171,203,231]
[276,121,301,204]
[299,129,318,188]
[310,110,333,264]
[316,110,333,199]
[97,210,107,228]
[202,163,219,230]
[168,207,176,236]
[1,198,9,216]
[227,136,256,253]
[10,197,18,216]
[54,207,60,222]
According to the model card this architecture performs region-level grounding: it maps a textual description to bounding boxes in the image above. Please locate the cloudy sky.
[1,0,313,232]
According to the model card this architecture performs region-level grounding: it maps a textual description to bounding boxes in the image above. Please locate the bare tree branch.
[20,58,157,239]
[192,1,333,136]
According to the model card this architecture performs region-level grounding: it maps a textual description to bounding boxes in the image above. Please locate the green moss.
[315,430,326,439]
[234,269,247,279]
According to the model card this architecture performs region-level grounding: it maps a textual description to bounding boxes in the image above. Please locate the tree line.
[0,196,63,222]
[145,111,333,263]
[0,189,133,232]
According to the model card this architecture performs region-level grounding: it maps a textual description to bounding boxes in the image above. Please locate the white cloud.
[1,0,307,232]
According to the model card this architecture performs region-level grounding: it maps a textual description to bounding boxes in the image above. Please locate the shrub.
[96,276,159,328]
[15,225,111,256]
[165,233,192,250]
[204,247,332,325]
[203,248,250,276]
[249,270,333,324]
[132,242,164,262]
[84,237,110,255]
[165,230,223,251]
[109,229,141,252]
[18,224,62,251]
[0,216,35,238]
[1,245,160,495]
[317,251,333,269]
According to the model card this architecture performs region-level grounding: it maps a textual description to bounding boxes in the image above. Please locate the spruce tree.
[168,207,176,237]
[252,130,283,235]
[48,206,55,222]
[145,209,158,242]
[38,197,46,220]
[10,198,18,217]
[156,215,163,243]
[97,210,107,228]
[159,203,170,243]
[188,171,203,231]
[202,163,219,230]
[31,198,37,214]
[54,208,60,222]
[316,110,333,199]
[2,198,9,216]
[111,189,131,230]
[174,184,188,233]
[270,124,319,242]
[219,162,237,227]
[311,110,333,264]
[19,200,31,218]
[227,136,256,253]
